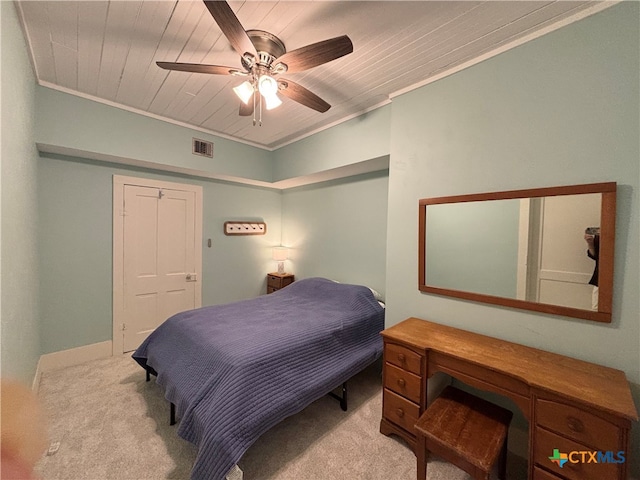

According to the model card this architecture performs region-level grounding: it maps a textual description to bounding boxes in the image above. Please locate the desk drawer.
[429,352,529,398]
[536,398,620,451]
[384,362,421,403]
[533,427,621,480]
[385,344,422,375]
[383,388,420,433]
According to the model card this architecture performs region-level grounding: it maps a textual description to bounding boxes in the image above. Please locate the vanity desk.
[380,317,638,480]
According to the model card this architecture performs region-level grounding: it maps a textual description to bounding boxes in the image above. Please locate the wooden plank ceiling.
[17,1,602,149]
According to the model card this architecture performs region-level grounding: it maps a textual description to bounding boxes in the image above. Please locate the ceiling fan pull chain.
[252,77,257,126]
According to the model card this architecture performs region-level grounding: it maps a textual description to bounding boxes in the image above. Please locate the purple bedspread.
[132,277,384,480]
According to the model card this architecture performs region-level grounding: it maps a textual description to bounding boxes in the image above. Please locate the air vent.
[192,138,213,158]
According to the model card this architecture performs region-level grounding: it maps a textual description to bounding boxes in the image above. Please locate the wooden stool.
[414,386,512,480]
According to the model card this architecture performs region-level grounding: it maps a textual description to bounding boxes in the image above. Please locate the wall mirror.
[419,182,616,323]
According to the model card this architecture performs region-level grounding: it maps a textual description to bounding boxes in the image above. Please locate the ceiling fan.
[157,0,353,125]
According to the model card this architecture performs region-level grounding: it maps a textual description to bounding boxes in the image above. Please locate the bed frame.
[145,367,349,425]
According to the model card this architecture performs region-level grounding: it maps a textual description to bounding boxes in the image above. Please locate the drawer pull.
[397,378,406,388]
[567,416,585,433]
[397,353,406,363]
[396,408,405,418]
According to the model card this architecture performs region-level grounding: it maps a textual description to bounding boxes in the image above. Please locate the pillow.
[368,287,384,302]
[328,279,383,303]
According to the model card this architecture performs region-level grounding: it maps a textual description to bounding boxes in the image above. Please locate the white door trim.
[113,175,203,356]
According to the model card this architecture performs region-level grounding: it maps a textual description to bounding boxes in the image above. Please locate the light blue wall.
[0,2,41,384]
[277,103,390,297]
[386,3,639,473]
[37,155,282,354]
[272,105,390,180]
[282,171,388,296]
[35,87,273,182]
[202,180,282,303]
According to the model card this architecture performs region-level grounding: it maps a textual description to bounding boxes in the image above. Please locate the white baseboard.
[33,341,113,391]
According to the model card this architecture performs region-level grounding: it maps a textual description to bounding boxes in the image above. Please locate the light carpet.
[34,355,526,480]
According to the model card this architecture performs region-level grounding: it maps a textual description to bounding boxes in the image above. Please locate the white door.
[113,176,202,354]
[526,194,601,310]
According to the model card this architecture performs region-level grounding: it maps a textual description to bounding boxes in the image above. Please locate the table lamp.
[272,247,288,274]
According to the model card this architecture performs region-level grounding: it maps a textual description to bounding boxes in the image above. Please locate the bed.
[132,277,385,480]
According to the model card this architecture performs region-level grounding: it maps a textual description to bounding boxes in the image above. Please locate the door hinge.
[158,189,164,199]
[122,323,126,331]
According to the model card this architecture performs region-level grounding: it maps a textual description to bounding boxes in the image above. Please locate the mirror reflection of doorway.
[518,194,601,310]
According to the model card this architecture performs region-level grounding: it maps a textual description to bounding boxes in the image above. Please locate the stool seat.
[414,386,513,480]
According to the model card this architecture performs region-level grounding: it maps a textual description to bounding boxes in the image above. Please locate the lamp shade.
[263,93,282,110]
[233,81,254,104]
[272,247,288,261]
[258,75,278,96]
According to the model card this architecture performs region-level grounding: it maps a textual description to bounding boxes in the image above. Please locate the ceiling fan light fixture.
[258,74,278,97]
[233,81,254,104]
[156,1,352,123]
[263,93,282,110]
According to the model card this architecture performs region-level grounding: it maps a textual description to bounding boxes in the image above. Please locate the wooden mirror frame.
[419,182,616,323]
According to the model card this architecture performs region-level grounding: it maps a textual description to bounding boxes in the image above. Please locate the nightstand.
[267,273,294,294]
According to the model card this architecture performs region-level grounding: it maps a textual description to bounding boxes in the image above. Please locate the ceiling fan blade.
[274,35,353,74]
[239,94,255,116]
[203,1,257,59]
[156,61,238,75]
[278,79,330,113]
